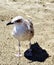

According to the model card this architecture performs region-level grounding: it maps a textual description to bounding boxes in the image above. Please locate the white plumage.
[7,16,34,57]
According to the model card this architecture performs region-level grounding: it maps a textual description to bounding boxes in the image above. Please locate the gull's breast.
[12,24,29,41]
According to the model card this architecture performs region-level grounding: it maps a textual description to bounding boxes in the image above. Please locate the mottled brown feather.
[23,20,34,41]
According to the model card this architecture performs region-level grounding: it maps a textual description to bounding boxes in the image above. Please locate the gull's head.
[6,16,24,25]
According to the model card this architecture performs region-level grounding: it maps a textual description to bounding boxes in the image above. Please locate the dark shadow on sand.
[24,42,49,62]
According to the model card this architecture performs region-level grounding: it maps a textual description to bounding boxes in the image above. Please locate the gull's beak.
[6,22,14,25]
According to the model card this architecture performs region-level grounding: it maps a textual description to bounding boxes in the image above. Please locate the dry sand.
[0,0,54,65]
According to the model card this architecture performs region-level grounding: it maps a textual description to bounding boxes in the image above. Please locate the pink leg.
[15,41,22,57]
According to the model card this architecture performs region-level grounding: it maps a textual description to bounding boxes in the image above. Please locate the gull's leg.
[15,41,22,57]
[29,42,32,56]
[27,41,32,56]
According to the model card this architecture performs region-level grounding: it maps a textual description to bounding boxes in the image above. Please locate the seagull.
[6,16,34,57]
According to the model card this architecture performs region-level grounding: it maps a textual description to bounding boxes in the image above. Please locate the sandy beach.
[0,0,54,65]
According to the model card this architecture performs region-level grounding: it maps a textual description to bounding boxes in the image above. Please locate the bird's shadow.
[24,42,49,62]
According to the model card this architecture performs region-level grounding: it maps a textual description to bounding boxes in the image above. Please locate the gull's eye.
[15,19,22,23]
